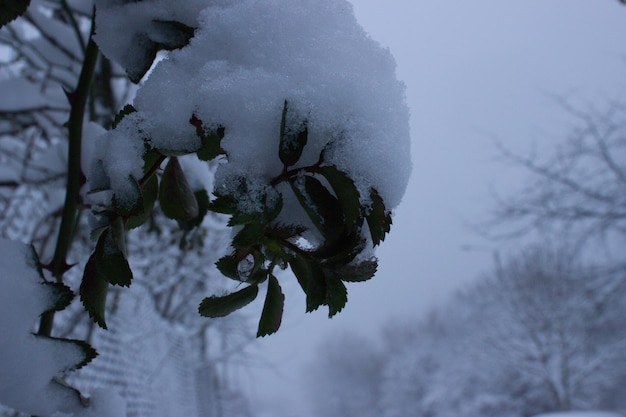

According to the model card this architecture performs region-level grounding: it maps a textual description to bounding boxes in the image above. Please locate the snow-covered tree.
[306,246,626,417]
[0,0,411,415]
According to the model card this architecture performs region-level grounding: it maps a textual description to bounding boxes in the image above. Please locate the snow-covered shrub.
[0,0,410,415]
[86,0,411,335]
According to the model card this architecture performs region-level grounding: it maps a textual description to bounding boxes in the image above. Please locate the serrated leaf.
[317,231,365,268]
[159,157,199,221]
[325,273,347,318]
[80,254,109,329]
[26,245,74,313]
[126,173,158,229]
[257,275,285,337]
[289,254,326,313]
[290,175,343,241]
[337,259,378,282]
[0,0,30,28]
[262,192,283,224]
[279,101,308,167]
[94,226,133,287]
[43,282,74,313]
[247,268,270,285]
[191,115,225,161]
[208,193,238,215]
[216,254,240,280]
[49,337,98,371]
[112,104,137,128]
[366,188,392,246]
[198,285,259,318]
[319,166,361,232]
[232,223,265,249]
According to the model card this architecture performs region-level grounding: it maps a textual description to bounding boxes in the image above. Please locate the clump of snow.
[89,114,146,208]
[66,389,126,417]
[0,239,127,416]
[92,0,411,224]
[0,239,77,415]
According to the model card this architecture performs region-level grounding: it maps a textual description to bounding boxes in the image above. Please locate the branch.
[37,16,99,337]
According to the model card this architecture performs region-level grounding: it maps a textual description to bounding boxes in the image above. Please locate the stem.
[37,27,100,337]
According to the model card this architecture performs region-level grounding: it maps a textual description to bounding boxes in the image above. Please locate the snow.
[0,238,127,416]
[92,0,411,218]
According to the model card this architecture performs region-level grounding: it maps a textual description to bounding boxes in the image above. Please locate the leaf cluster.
[82,92,393,337]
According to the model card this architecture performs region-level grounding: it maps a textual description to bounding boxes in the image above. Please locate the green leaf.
[336,259,378,282]
[290,175,343,241]
[289,254,326,313]
[257,275,285,337]
[0,0,30,28]
[319,166,362,232]
[366,188,392,246]
[94,225,133,287]
[216,254,240,280]
[279,101,308,167]
[226,192,282,227]
[48,337,98,371]
[191,115,225,161]
[80,254,109,329]
[317,231,365,268]
[112,175,143,216]
[126,173,158,229]
[152,19,195,49]
[325,273,347,317]
[125,20,195,83]
[232,223,265,249]
[208,193,238,215]
[42,282,74,314]
[112,104,137,129]
[178,188,210,230]
[26,245,74,313]
[266,224,307,240]
[198,285,259,318]
[142,149,164,174]
[159,156,199,221]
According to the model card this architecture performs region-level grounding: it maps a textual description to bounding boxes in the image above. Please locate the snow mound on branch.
[94,0,411,213]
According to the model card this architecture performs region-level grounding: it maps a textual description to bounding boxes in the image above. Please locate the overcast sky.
[241,2,626,415]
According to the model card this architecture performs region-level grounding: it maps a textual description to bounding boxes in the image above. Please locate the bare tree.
[465,246,626,412]
[487,98,626,263]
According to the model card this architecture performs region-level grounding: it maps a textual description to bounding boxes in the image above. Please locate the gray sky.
[242,1,626,415]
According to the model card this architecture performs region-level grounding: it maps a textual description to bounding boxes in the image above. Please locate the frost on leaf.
[0,238,97,416]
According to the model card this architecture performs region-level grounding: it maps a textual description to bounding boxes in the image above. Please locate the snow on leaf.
[0,238,97,416]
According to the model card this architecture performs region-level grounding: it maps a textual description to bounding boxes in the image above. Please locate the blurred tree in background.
[305,57,626,417]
